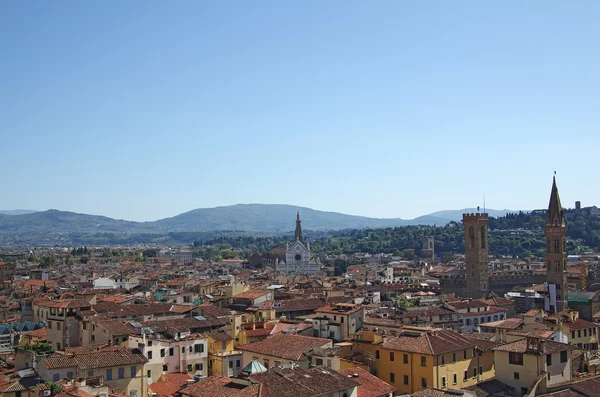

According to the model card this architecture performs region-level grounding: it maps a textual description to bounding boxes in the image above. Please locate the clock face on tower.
[295,254,302,261]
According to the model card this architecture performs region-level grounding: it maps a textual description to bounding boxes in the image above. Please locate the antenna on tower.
[484,194,486,214]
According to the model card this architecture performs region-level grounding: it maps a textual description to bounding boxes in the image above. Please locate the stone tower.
[464,211,489,298]
[545,176,568,313]
[295,210,304,243]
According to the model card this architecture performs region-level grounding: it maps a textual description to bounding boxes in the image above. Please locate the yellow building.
[345,330,497,394]
[207,329,243,377]
[549,311,599,349]
[493,336,573,396]
[38,345,148,397]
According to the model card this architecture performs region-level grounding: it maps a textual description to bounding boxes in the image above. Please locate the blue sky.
[1,1,599,221]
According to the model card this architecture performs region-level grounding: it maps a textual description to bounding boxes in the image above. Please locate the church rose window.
[295,254,301,261]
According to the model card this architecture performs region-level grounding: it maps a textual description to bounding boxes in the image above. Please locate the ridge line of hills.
[0,204,520,246]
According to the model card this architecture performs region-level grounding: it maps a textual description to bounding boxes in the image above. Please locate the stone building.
[464,211,490,298]
[546,176,569,313]
[274,212,320,274]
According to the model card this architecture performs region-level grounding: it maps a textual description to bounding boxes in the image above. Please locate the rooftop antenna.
[483,194,486,214]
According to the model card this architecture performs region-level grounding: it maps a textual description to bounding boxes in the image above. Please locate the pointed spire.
[295,210,304,243]
[547,174,566,226]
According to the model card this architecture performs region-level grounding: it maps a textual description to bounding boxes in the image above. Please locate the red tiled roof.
[180,376,260,397]
[238,334,332,361]
[493,338,570,355]
[339,367,396,397]
[479,318,524,330]
[233,289,269,300]
[382,330,499,355]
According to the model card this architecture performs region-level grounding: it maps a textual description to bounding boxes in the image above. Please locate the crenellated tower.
[464,211,489,298]
[545,176,568,313]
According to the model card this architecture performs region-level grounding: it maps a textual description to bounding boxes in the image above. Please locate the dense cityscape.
[4,2,600,396]
[0,177,597,397]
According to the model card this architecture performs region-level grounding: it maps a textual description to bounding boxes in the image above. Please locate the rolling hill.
[0,204,518,246]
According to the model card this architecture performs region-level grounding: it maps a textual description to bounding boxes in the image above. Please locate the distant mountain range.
[0,204,520,246]
[0,210,38,215]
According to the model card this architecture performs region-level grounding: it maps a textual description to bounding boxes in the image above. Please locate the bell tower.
[464,211,489,298]
[295,210,304,243]
[545,175,568,313]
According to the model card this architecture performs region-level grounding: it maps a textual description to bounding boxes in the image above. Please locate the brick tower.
[545,176,568,313]
[464,211,489,298]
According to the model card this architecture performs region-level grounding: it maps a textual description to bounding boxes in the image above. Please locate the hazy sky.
[2,1,599,221]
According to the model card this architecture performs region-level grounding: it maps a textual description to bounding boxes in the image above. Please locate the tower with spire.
[545,175,568,313]
[295,210,304,243]
[274,211,320,274]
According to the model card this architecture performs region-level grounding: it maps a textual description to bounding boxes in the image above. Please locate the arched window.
[469,226,475,248]
[563,238,567,253]
[162,365,168,372]
[554,240,560,253]
[480,226,486,249]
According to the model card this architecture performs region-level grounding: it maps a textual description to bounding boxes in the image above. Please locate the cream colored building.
[493,336,572,396]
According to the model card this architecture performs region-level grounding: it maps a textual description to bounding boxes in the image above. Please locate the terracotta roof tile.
[238,334,332,361]
[339,367,395,397]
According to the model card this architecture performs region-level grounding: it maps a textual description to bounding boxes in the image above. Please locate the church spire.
[295,210,304,243]
[547,174,566,226]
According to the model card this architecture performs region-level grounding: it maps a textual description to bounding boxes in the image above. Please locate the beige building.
[493,336,573,396]
[238,333,332,370]
[38,345,148,397]
[33,299,92,350]
[313,303,364,342]
[128,333,208,383]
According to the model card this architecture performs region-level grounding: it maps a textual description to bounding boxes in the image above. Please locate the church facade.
[275,212,320,274]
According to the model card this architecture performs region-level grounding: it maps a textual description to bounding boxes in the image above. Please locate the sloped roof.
[238,334,331,361]
[338,367,396,397]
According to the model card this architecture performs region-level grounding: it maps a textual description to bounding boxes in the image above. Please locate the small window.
[67,371,73,379]
[442,376,447,388]
[169,347,174,356]
[147,370,151,379]
[376,350,380,359]
[509,352,523,365]
[229,361,233,369]
[479,366,483,375]
[131,366,137,378]
[57,322,62,330]
[547,354,552,366]
[390,352,394,361]
[147,351,152,359]
[441,355,445,365]
[452,352,456,363]
[463,350,467,359]
[106,369,113,381]
[421,356,426,367]
[421,377,427,388]
[160,349,165,357]
[403,354,409,364]
[118,367,125,379]
[53,373,60,382]
[453,373,457,385]
[561,350,568,363]
[473,368,477,378]
[403,375,409,385]
[390,372,395,383]
[514,372,520,380]
[464,370,468,381]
